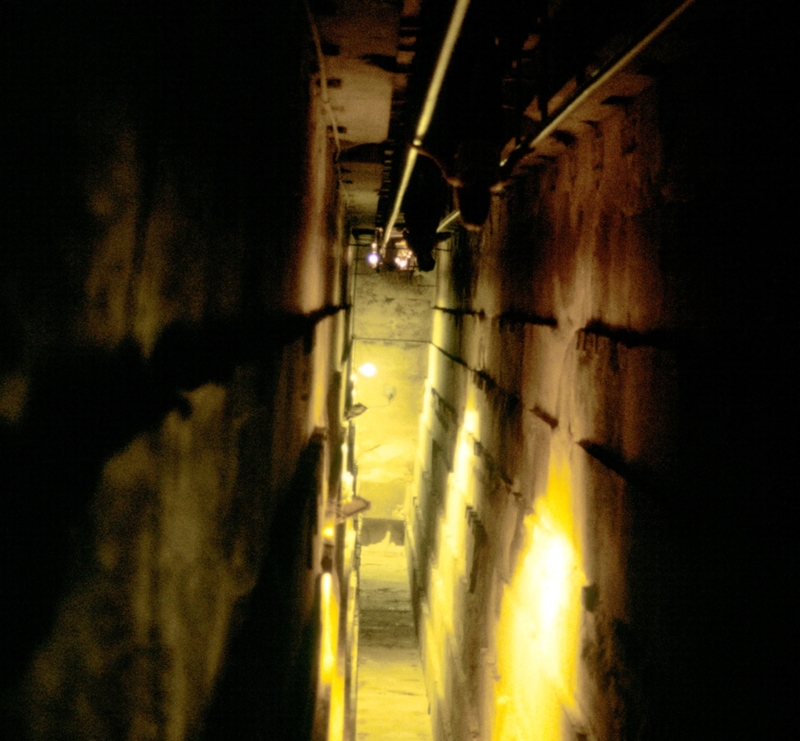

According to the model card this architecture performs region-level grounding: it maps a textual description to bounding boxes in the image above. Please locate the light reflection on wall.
[319,570,346,741]
[491,446,585,741]
[320,572,338,686]
[412,333,587,739]
[421,391,480,720]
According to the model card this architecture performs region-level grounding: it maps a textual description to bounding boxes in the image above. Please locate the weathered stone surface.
[406,8,795,740]
[1,4,348,738]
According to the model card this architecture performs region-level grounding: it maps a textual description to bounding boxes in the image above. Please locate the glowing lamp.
[394,245,413,271]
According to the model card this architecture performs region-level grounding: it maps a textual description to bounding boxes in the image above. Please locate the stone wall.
[1,3,350,739]
[407,5,793,740]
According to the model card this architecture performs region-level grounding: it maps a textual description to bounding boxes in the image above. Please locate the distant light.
[358,363,377,377]
[394,245,413,271]
[320,572,338,684]
[366,251,380,267]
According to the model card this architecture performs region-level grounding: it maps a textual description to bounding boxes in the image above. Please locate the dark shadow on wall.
[0,341,187,701]
[0,0,311,343]
[0,311,335,721]
[1,1,327,739]
[0,304,345,737]
[199,434,325,741]
[626,5,795,735]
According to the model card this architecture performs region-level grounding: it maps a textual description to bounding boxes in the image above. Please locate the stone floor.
[356,535,431,741]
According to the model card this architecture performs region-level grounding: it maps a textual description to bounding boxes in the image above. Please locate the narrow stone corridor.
[1,1,794,739]
[347,251,435,738]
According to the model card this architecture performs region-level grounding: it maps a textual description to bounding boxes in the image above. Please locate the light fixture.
[393,242,413,271]
[358,362,377,377]
[366,236,381,268]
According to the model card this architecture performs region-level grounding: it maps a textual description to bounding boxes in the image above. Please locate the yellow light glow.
[311,320,330,428]
[357,362,377,377]
[422,395,480,709]
[323,523,335,541]
[320,572,339,686]
[318,570,345,741]
[463,408,478,437]
[329,667,345,741]
[492,447,585,741]
[341,468,354,501]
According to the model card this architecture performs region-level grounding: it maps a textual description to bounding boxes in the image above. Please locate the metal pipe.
[391,0,695,244]
[503,0,696,168]
[437,208,462,233]
[381,0,472,249]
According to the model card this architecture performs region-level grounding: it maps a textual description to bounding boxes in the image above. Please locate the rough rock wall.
[2,2,348,739]
[408,6,793,740]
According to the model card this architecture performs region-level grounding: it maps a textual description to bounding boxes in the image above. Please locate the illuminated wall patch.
[492,447,585,741]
